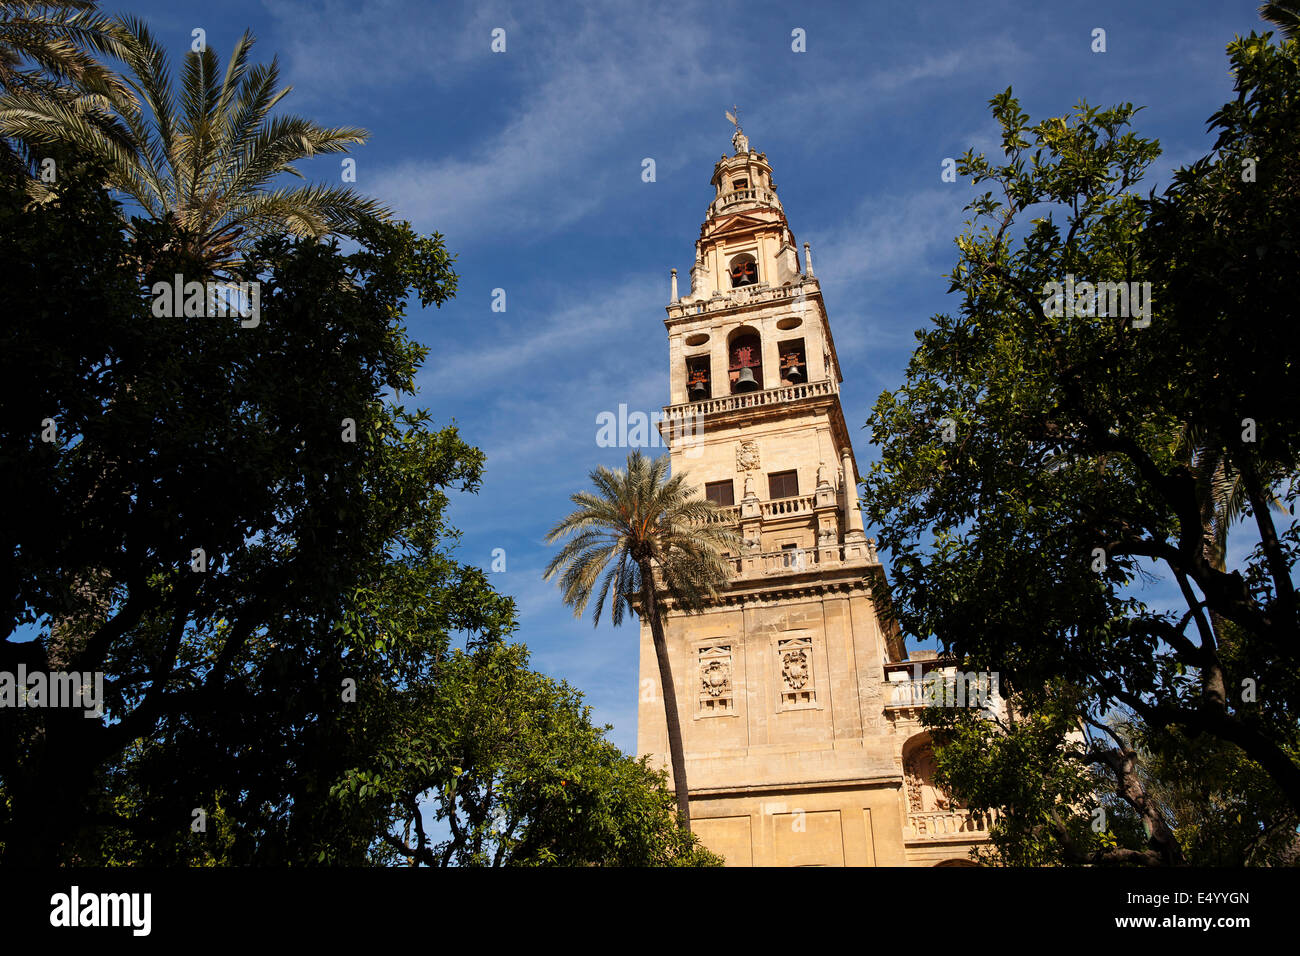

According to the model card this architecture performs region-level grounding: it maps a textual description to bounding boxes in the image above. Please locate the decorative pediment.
[701,212,781,241]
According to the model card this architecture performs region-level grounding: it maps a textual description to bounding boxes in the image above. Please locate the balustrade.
[906,809,999,839]
[664,377,838,421]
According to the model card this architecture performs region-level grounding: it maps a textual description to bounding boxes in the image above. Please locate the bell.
[734,367,758,392]
[784,363,803,383]
[689,378,707,398]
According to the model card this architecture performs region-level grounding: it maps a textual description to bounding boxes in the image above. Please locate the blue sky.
[102,0,1274,753]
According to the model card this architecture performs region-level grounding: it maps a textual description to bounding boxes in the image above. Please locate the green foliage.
[924,692,1156,866]
[344,641,721,867]
[0,0,129,182]
[0,155,502,864]
[1261,2,1300,40]
[0,2,119,91]
[0,159,712,867]
[864,34,1300,866]
[1135,723,1299,866]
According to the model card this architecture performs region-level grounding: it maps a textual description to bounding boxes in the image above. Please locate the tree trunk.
[638,563,691,832]
[3,705,95,865]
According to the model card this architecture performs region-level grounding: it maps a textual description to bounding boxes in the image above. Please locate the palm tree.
[0,16,388,267]
[1261,2,1300,40]
[1174,426,1288,569]
[1172,425,1288,658]
[0,1,121,96]
[0,1,129,172]
[545,451,740,830]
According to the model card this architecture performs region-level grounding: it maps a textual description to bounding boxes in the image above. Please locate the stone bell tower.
[635,121,997,866]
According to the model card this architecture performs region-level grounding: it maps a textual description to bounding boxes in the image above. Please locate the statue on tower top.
[725,106,749,154]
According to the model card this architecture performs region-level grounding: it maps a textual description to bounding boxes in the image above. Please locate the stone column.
[741,472,761,575]
[803,241,815,278]
[670,268,678,301]
[712,332,729,399]
[814,461,839,564]
[691,241,705,295]
[761,324,781,391]
[841,446,867,558]
[668,334,684,404]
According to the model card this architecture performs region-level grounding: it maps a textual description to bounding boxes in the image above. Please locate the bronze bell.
[734,367,759,392]
[689,378,708,398]
[784,362,803,383]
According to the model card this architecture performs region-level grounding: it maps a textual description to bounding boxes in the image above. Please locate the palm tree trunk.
[638,562,692,832]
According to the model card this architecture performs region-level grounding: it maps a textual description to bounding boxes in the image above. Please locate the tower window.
[728,332,762,393]
[686,357,711,400]
[731,177,748,190]
[729,254,758,287]
[705,480,735,507]
[768,470,799,499]
[778,338,807,384]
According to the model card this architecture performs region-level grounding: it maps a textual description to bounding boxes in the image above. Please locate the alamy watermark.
[596,404,705,458]
[1041,274,1152,328]
[0,665,104,717]
[890,665,1000,709]
[50,886,150,936]
[151,274,261,328]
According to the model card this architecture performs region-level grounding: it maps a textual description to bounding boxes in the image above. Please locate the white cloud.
[414,273,662,395]
[288,0,739,241]
[808,188,964,291]
[263,0,511,98]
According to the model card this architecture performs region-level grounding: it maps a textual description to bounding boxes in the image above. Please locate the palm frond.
[0,86,160,210]
[3,15,386,264]
[0,1,129,98]
[1261,1,1300,40]
[545,450,740,630]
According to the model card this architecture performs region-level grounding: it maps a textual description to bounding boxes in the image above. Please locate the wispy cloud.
[280,0,741,241]
[263,0,512,99]
[414,274,661,395]
[809,188,965,292]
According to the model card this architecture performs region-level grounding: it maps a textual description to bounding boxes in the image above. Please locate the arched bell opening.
[685,355,711,401]
[727,329,763,393]
[728,253,758,288]
[778,337,806,385]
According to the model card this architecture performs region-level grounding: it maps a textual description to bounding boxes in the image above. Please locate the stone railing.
[663,377,838,422]
[720,545,845,576]
[886,678,944,710]
[647,539,881,600]
[712,187,778,213]
[667,278,818,319]
[885,674,999,710]
[906,809,999,840]
[760,547,823,573]
[698,505,741,525]
[761,494,816,518]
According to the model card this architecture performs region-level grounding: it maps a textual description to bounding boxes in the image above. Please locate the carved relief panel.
[902,741,954,812]
[697,643,735,716]
[736,439,760,473]
[774,634,817,710]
